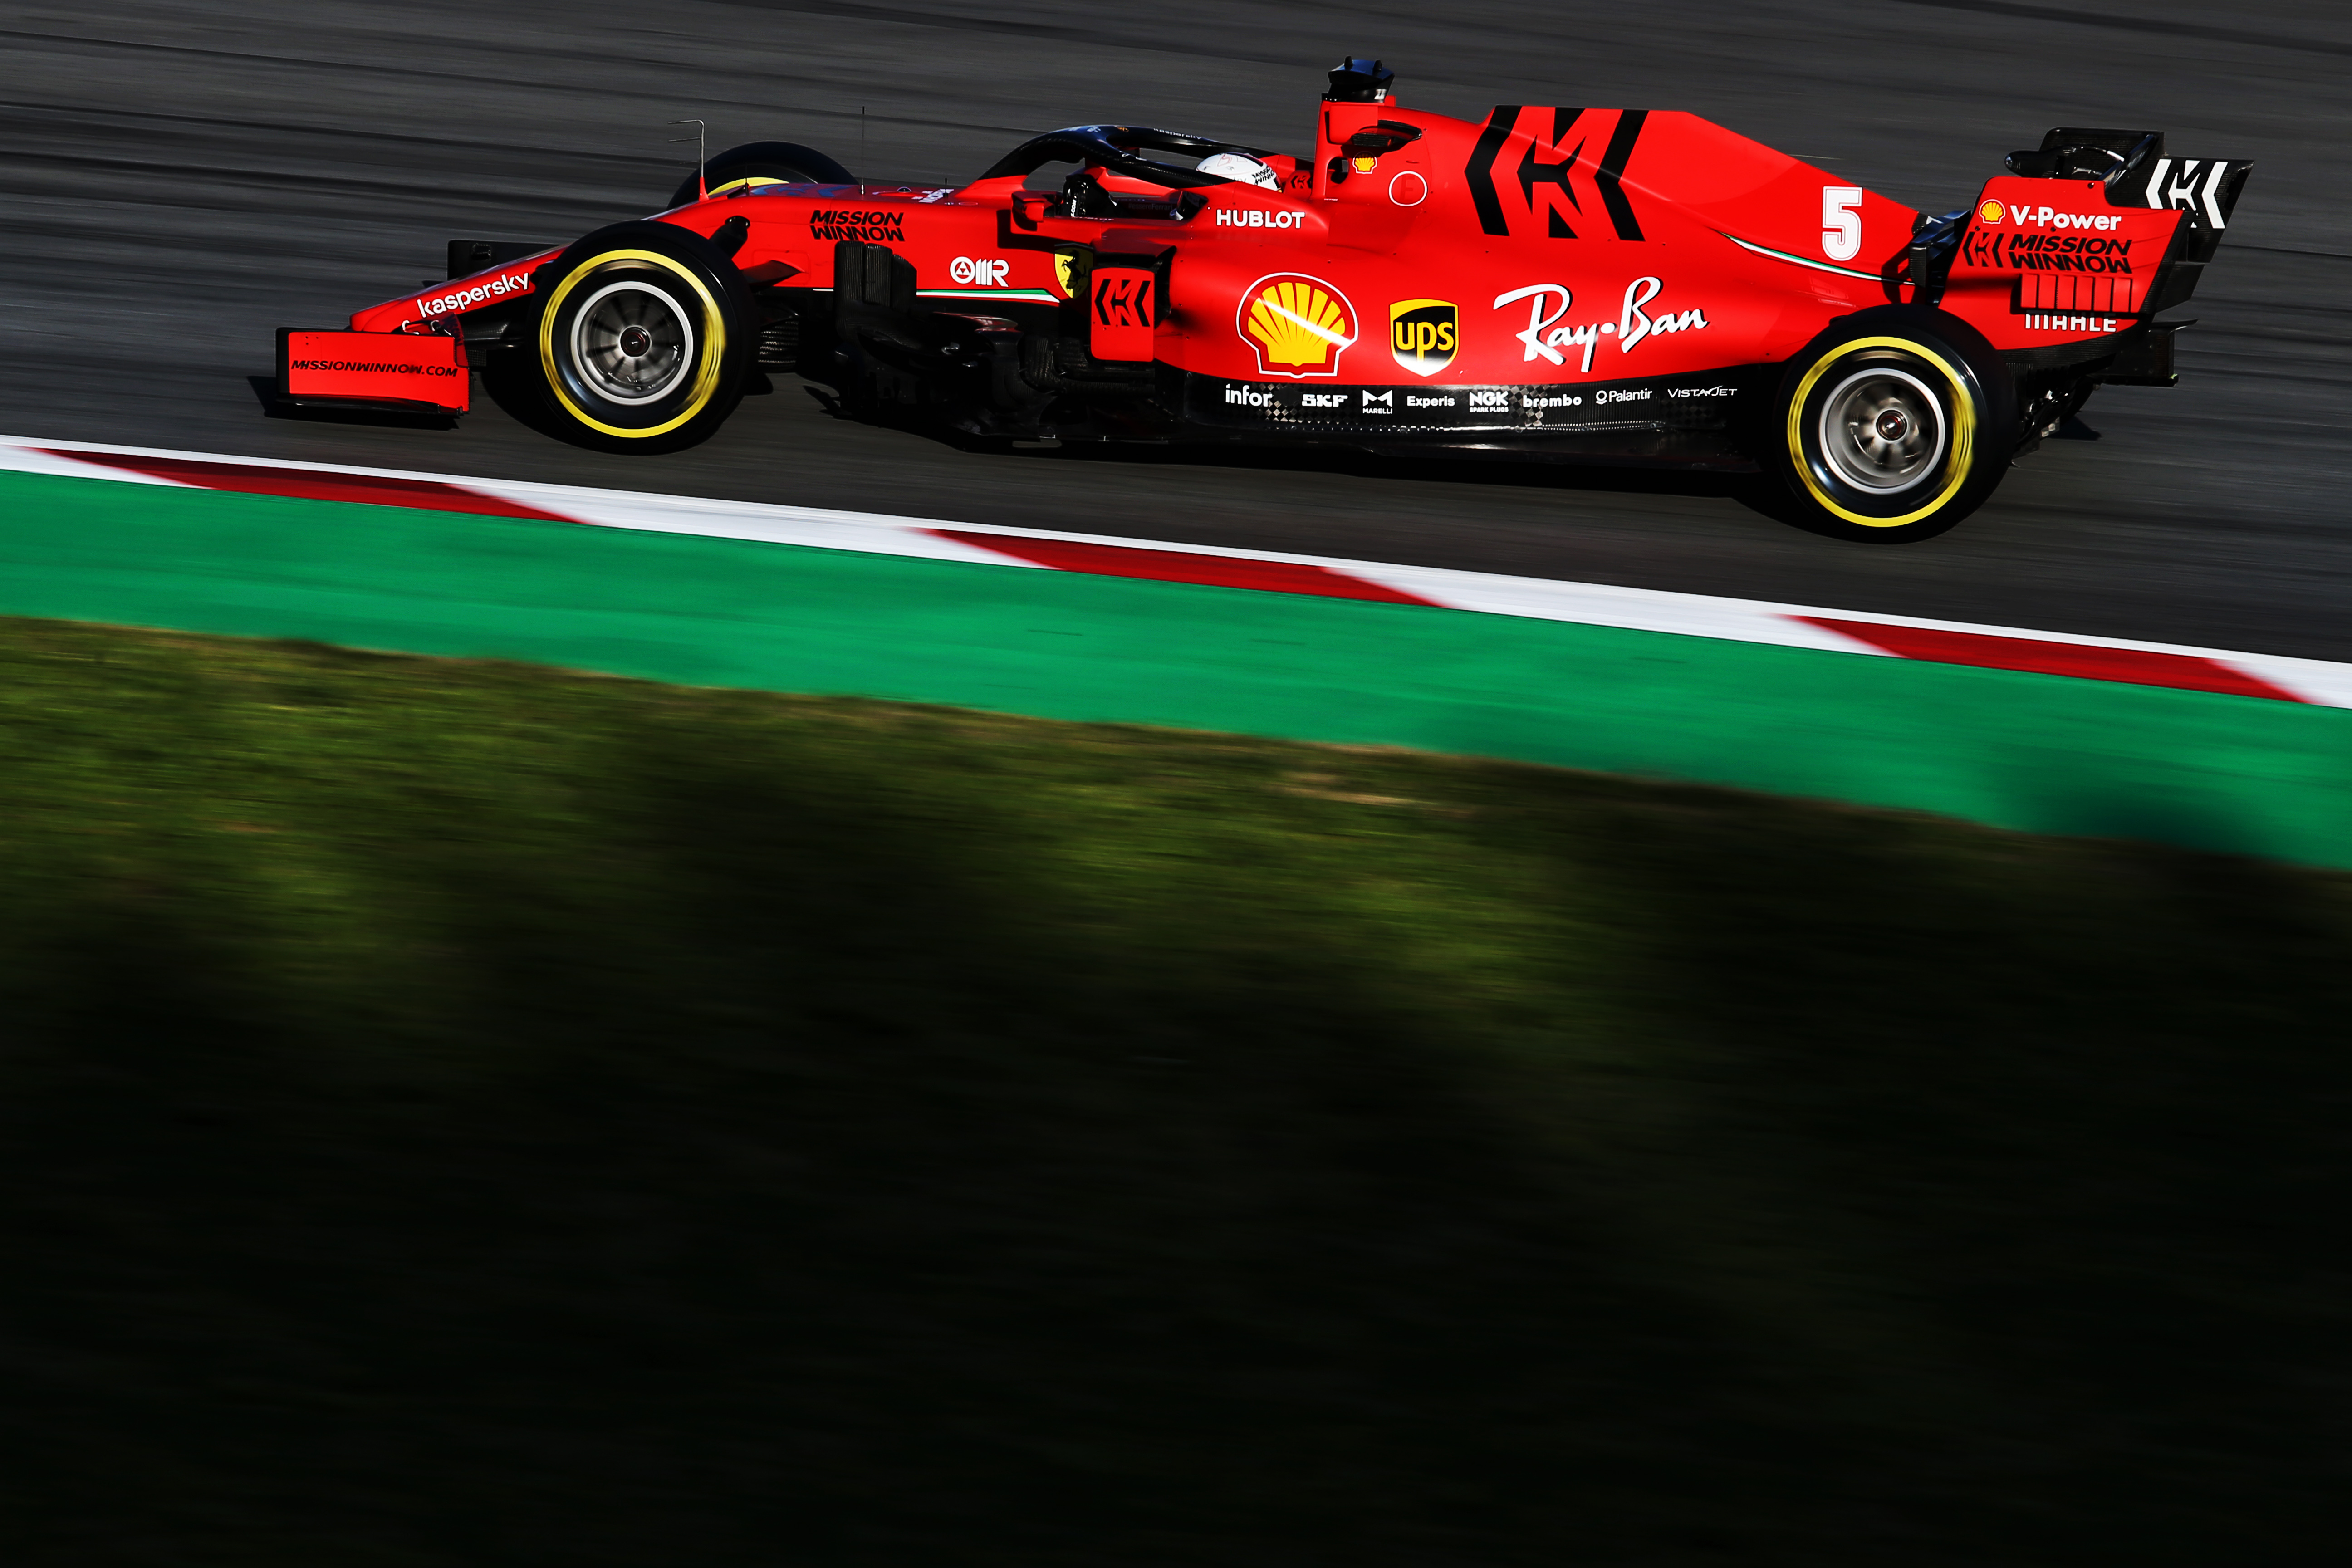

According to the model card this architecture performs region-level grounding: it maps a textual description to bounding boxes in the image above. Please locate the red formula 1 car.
[278,57,2249,540]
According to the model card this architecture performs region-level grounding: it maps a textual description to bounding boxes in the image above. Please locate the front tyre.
[527,222,752,454]
[1761,308,2016,543]
[668,141,853,208]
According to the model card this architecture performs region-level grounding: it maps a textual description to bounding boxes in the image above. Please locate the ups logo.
[1390,299,1458,377]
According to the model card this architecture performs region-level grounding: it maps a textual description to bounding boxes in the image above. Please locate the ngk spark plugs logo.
[1237,273,1358,378]
[1389,299,1458,377]
[1490,277,1707,373]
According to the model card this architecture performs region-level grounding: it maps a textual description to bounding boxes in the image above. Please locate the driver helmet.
[1197,152,1281,190]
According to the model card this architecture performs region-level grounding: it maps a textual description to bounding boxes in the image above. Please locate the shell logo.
[1979,198,2005,224]
[1237,273,1358,378]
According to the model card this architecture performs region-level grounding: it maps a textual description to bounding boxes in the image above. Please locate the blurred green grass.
[2,613,2347,1566]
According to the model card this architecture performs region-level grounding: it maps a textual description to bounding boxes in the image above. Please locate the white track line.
[7,435,2351,707]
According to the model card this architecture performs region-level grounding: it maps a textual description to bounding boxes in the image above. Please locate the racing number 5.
[1822,186,1864,262]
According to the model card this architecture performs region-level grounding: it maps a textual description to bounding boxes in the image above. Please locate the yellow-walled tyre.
[666,141,853,208]
[524,222,752,455]
[1760,308,2017,543]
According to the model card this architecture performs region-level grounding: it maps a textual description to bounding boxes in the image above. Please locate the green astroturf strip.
[4,468,2350,866]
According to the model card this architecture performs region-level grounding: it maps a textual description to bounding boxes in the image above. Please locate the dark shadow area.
[246,373,459,432]
[1030,430,1761,501]
[1010,431,1826,537]
[473,354,575,445]
[1543,783,2352,1558]
[785,398,1767,507]
[3,617,2349,1566]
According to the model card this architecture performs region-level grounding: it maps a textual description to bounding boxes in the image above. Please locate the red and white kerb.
[5,437,2346,708]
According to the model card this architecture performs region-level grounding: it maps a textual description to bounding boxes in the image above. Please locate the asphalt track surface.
[4,1,2347,657]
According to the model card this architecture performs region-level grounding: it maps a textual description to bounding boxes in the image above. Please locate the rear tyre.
[668,141,853,207]
[1758,307,2016,543]
[521,221,753,455]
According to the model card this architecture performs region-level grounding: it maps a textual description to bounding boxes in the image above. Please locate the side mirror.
[1345,121,1423,158]
[1327,120,1422,185]
[1324,57,1393,103]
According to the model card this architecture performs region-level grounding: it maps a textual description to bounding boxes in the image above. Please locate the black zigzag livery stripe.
[1595,109,1647,241]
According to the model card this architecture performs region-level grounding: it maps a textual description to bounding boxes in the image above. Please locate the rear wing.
[2007,128,2250,228]
[2004,128,2251,312]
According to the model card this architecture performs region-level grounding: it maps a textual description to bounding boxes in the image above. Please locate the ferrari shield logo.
[1389,299,1458,377]
[1053,252,1075,298]
[1238,273,1358,378]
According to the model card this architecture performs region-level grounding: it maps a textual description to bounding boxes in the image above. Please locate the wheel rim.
[568,280,694,404]
[1816,367,1946,495]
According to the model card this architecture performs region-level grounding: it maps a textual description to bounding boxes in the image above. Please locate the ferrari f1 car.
[277,58,2250,540]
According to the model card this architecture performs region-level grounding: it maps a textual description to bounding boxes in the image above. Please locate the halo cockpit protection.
[276,54,2249,540]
